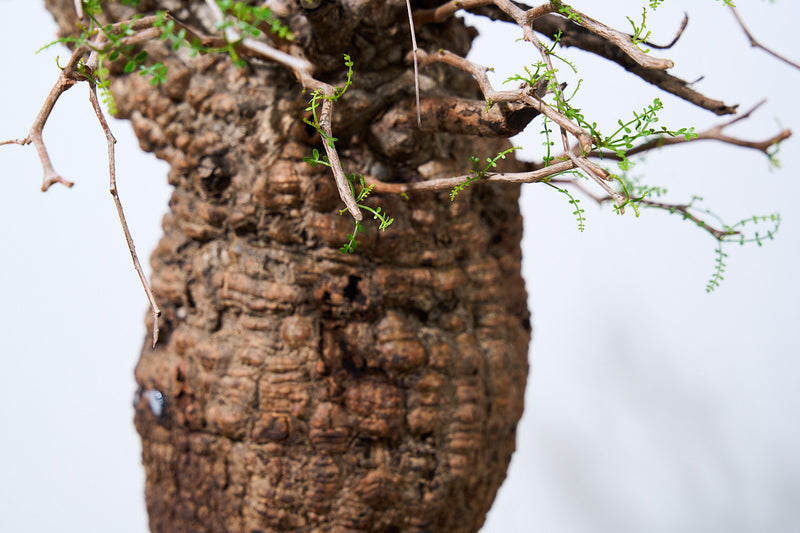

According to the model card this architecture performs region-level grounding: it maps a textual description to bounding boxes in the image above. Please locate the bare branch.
[415,0,495,25]
[87,83,161,347]
[366,160,576,194]
[415,96,538,137]
[405,0,422,129]
[4,55,80,190]
[417,48,594,149]
[319,97,362,220]
[556,5,674,70]
[418,1,672,69]
[730,7,800,70]
[643,13,688,50]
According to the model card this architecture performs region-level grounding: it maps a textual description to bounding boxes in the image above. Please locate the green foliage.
[546,182,586,232]
[607,187,780,292]
[303,54,354,146]
[450,147,520,201]
[213,0,294,66]
[550,1,582,23]
[301,56,393,254]
[612,171,668,217]
[215,0,294,42]
[706,213,779,291]
[504,24,779,292]
[302,147,330,168]
[627,8,652,53]
[338,173,394,254]
[600,98,697,169]
[33,0,777,286]
[706,242,728,292]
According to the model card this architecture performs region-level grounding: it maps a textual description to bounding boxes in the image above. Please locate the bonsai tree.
[1,1,796,531]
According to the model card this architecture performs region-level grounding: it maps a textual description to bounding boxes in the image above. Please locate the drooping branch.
[556,178,738,241]
[87,82,161,347]
[2,20,164,343]
[643,13,688,50]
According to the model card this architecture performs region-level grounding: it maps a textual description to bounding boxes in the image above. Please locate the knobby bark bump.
[45,1,531,531]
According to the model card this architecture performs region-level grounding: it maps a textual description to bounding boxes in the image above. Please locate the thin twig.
[553,178,735,241]
[643,13,688,50]
[405,0,421,129]
[418,48,594,151]
[365,159,576,194]
[87,83,161,346]
[730,7,800,70]
[17,60,81,190]
[320,97,362,220]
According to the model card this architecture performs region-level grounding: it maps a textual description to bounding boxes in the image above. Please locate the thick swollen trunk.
[47,1,530,531]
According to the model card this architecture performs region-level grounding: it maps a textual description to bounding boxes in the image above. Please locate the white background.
[1,1,798,532]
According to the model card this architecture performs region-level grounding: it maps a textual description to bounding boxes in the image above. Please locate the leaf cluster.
[302,55,393,254]
[215,0,294,41]
[338,173,395,254]
[450,146,520,201]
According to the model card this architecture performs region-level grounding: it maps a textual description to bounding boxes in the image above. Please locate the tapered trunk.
[46,1,530,531]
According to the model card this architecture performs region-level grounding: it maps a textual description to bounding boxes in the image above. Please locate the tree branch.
[730,7,800,70]
[587,101,791,160]
[431,2,737,115]
[87,82,161,347]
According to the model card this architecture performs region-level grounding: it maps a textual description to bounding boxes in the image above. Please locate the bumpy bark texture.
[47,1,531,531]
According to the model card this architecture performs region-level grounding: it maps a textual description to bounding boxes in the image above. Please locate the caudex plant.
[2,0,797,531]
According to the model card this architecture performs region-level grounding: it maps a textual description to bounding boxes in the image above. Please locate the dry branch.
[730,7,800,70]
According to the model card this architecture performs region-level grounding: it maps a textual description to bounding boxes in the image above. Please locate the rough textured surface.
[46,1,531,531]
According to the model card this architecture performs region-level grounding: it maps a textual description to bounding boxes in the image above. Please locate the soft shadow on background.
[1,2,798,532]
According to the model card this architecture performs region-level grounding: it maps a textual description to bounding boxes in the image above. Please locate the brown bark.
[45,1,530,531]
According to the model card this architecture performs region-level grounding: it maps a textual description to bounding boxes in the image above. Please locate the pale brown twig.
[564,5,673,70]
[87,83,161,347]
[405,0,421,129]
[365,160,576,194]
[643,13,688,50]
[730,7,800,70]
